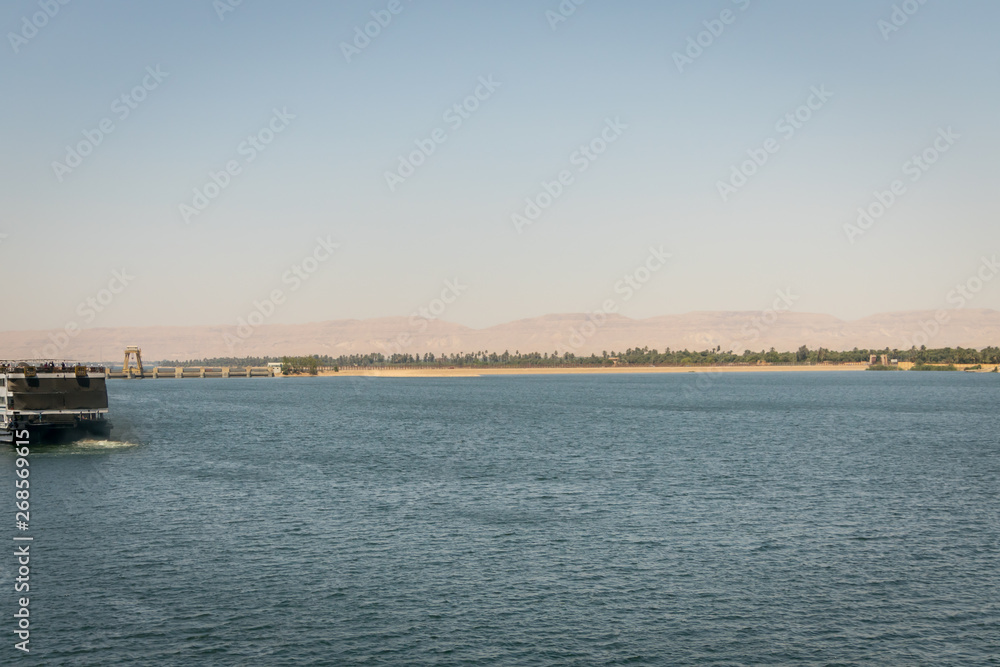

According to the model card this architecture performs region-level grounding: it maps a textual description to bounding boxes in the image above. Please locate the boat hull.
[1,420,112,446]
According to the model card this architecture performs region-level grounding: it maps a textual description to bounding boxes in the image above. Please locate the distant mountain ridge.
[2,309,998,362]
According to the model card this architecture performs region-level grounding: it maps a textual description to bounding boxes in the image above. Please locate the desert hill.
[2,309,998,362]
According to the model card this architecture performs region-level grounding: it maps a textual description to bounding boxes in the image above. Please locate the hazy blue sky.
[2,0,998,331]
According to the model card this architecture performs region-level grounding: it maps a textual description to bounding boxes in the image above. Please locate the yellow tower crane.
[123,346,144,378]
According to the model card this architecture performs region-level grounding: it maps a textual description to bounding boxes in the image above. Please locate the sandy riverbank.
[303,364,872,378]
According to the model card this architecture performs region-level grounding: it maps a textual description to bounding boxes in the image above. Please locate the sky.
[2,0,999,332]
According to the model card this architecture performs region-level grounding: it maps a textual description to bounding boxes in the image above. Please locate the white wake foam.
[67,439,140,451]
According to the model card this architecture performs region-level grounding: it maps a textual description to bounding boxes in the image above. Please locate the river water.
[4,372,998,665]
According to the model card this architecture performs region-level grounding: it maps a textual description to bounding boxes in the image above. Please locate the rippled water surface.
[4,372,999,665]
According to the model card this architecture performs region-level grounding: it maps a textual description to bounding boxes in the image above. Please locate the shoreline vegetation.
[151,346,1000,377]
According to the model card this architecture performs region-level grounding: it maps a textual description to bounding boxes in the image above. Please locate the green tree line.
[156,346,1000,369]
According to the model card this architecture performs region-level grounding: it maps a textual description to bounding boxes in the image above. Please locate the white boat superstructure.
[1,361,111,445]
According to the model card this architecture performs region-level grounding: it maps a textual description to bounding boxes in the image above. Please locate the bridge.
[107,366,277,379]
[108,346,279,378]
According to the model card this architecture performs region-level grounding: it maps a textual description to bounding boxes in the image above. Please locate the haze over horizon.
[3,1,999,335]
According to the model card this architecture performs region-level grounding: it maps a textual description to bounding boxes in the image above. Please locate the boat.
[1,361,112,445]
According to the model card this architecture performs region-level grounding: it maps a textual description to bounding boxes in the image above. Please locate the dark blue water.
[4,372,999,665]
